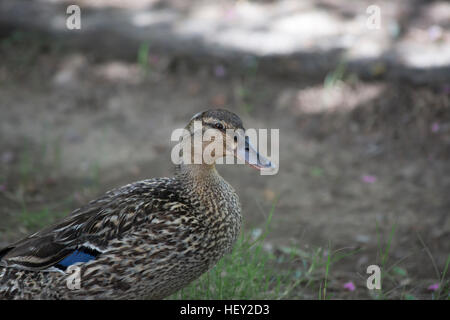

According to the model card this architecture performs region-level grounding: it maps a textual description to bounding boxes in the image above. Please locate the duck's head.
[183,109,275,171]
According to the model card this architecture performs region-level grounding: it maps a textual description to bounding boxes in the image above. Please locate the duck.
[0,109,274,299]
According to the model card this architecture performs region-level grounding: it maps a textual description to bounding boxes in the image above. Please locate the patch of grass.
[417,235,450,300]
[319,242,332,300]
[1,30,60,73]
[436,255,450,300]
[324,60,347,89]
[170,196,365,300]
[370,221,403,299]
[3,136,64,193]
[369,223,450,300]
[170,198,298,299]
[18,206,68,231]
[276,243,360,299]
[171,232,286,299]
[234,81,253,115]
[137,42,151,76]
[18,146,35,186]
[15,182,70,232]
[323,59,359,89]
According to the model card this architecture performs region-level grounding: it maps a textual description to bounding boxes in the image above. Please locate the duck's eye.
[214,122,224,130]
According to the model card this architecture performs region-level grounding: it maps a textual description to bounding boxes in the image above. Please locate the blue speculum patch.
[57,250,96,267]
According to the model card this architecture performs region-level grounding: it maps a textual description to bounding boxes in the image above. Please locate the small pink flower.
[214,65,226,78]
[428,25,443,41]
[149,54,159,65]
[431,122,440,133]
[343,281,356,291]
[427,283,439,291]
[443,85,450,95]
[224,7,236,20]
[362,175,377,184]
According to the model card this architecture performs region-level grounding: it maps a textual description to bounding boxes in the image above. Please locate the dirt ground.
[0,29,449,299]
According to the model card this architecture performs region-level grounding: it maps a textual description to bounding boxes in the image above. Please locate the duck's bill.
[235,136,276,171]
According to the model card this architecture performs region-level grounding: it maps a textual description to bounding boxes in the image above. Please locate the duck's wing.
[0,205,102,271]
[0,178,185,271]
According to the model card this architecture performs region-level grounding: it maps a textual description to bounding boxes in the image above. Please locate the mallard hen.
[0,109,274,299]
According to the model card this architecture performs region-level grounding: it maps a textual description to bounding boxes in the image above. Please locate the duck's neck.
[176,163,220,186]
[175,163,230,199]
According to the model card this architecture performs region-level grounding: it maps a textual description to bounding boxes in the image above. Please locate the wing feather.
[0,178,182,271]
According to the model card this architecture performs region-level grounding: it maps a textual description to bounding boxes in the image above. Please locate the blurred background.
[0,0,449,299]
